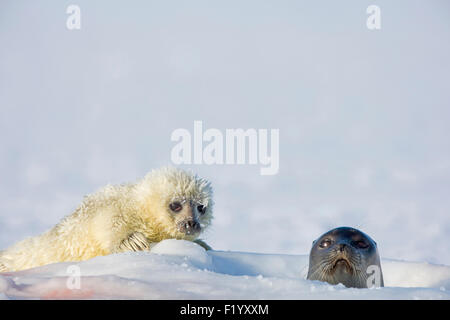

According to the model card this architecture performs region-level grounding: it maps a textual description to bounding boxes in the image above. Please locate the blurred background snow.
[0,0,449,265]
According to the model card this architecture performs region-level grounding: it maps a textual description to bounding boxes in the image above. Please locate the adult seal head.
[307,227,384,288]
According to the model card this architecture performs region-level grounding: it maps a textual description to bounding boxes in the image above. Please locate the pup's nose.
[339,244,347,252]
[179,220,201,234]
[186,220,200,231]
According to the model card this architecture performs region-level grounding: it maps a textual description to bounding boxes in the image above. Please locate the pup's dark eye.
[319,239,332,248]
[169,202,182,212]
[197,205,206,215]
[353,240,369,249]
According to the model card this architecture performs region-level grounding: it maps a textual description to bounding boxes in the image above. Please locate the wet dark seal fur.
[307,227,384,288]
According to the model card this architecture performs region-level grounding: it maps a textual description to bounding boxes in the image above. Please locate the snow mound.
[151,239,213,270]
[0,239,449,299]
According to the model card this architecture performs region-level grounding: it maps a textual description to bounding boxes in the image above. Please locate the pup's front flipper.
[193,239,212,251]
[118,232,151,252]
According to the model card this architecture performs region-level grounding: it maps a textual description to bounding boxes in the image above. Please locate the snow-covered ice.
[1,239,449,300]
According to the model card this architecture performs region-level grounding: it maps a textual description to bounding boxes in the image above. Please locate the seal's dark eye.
[353,240,369,249]
[197,205,206,215]
[169,202,182,212]
[319,239,332,248]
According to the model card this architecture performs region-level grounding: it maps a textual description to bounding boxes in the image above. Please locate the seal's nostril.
[187,221,200,230]
[180,220,200,233]
[340,244,346,252]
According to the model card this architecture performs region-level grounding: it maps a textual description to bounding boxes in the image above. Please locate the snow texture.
[1,0,450,293]
[1,240,449,300]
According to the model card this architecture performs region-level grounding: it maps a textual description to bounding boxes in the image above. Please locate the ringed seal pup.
[0,166,213,272]
[307,227,384,288]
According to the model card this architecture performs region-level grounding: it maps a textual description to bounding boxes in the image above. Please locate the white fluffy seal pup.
[0,166,214,272]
